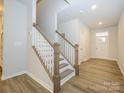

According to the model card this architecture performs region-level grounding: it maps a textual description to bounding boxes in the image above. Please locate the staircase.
[32,23,79,93]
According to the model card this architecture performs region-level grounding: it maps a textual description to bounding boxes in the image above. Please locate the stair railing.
[33,23,60,93]
[56,31,79,75]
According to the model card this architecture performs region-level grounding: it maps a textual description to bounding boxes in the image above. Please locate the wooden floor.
[0,74,50,93]
[0,59,124,93]
[61,59,124,93]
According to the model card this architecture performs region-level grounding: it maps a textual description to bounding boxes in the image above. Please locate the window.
[96,32,108,37]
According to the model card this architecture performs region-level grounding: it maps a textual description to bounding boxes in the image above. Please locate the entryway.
[95,32,109,59]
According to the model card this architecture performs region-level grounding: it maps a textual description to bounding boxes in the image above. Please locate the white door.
[95,32,109,59]
[79,31,84,64]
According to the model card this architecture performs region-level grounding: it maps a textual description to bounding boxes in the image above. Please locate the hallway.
[61,59,124,93]
[0,59,124,93]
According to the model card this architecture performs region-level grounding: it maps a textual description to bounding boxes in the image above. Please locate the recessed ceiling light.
[99,22,103,25]
[91,4,97,10]
[80,10,84,13]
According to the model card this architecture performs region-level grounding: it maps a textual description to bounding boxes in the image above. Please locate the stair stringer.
[59,54,75,86]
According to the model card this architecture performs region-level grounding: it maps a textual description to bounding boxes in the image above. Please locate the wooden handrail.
[56,31,75,48]
[33,23,53,48]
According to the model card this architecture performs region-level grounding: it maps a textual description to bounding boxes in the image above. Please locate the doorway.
[0,0,3,79]
[95,32,109,59]
[79,31,84,64]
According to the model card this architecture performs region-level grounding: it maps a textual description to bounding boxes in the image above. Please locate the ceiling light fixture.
[99,22,103,25]
[91,4,97,10]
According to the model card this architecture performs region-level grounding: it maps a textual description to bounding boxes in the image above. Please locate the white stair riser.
[60,71,75,86]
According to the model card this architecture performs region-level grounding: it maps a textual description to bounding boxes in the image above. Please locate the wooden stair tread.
[60,63,69,69]
[60,69,74,80]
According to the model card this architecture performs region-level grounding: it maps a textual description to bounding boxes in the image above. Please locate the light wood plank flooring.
[0,59,124,93]
[0,74,50,93]
[61,59,124,93]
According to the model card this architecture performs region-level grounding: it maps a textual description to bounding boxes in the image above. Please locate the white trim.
[90,57,118,62]
[117,61,124,77]
[61,71,75,86]
[1,71,53,93]
[26,71,53,93]
[2,71,26,80]
[79,58,90,65]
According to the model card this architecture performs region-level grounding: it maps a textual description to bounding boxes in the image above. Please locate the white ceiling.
[58,0,124,29]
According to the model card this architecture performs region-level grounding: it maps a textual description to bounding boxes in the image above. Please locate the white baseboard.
[2,71,26,80]
[90,57,117,62]
[61,71,75,86]
[117,61,124,77]
[79,58,90,65]
[26,71,53,93]
[1,71,53,93]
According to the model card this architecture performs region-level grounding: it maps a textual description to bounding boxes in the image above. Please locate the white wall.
[3,0,28,79]
[118,11,124,76]
[36,0,68,43]
[58,19,79,45]
[36,1,58,43]
[36,1,57,43]
[91,26,118,60]
[58,19,91,64]
[78,20,90,63]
